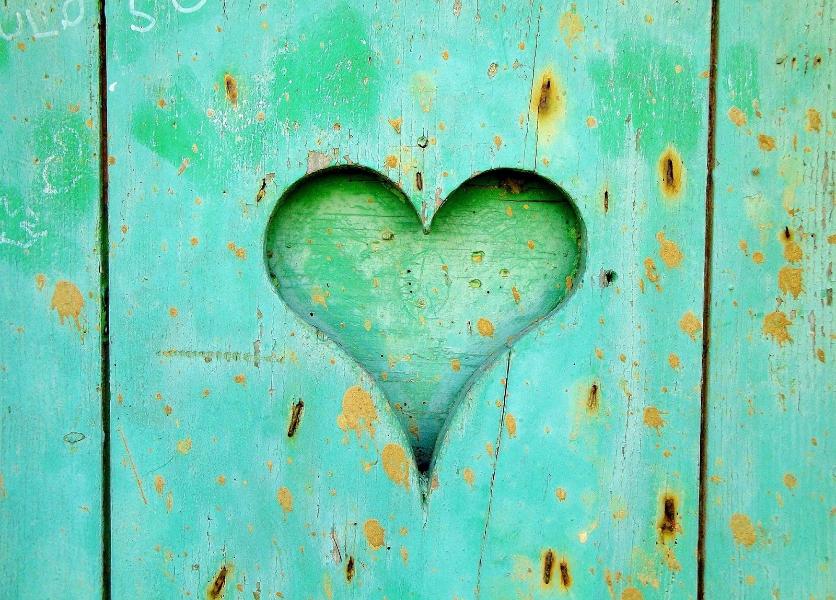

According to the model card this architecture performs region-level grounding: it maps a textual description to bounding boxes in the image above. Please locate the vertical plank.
[0,1,103,597]
[106,1,711,598]
[705,0,834,597]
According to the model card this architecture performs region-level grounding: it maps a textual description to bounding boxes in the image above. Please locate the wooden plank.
[0,1,103,596]
[704,1,834,597]
[106,1,711,597]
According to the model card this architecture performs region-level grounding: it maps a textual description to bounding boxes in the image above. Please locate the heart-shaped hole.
[265,167,584,472]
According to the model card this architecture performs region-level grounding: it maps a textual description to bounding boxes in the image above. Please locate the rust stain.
[622,587,644,600]
[777,266,803,298]
[657,492,680,544]
[277,486,293,513]
[558,9,584,48]
[388,117,402,134]
[657,232,684,268]
[541,549,555,586]
[805,108,821,132]
[462,467,475,487]
[505,413,517,438]
[311,286,329,307]
[363,519,385,550]
[287,399,304,437]
[154,475,165,495]
[35,273,46,291]
[226,242,247,260]
[586,383,600,414]
[679,311,702,340]
[382,443,410,489]
[757,133,776,151]
[337,386,378,438]
[450,358,461,372]
[763,311,792,345]
[530,66,566,143]
[176,437,192,454]
[50,280,84,330]
[345,556,355,582]
[644,257,661,289]
[658,146,685,199]
[643,406,666,432]
[727,106,747,126]
[224,73,238,106]
[206,563,233,599]
[558,557,572,589]
[668,353,681,369]
[783,473,798,489]
[780,226,803,262]
[657,492,682,570]
[730,513,757,547]
[477,317,495,337]
[384,154,399,168]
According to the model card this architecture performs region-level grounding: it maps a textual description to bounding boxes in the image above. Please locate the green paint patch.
[131,68,228,190]
[589,40,702,157]
[721,43,760,111]
[272,4,379,127]
[265,167,584,469]
[0,40,9,72]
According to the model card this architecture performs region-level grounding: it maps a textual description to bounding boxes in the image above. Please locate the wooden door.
[0,2,831,599]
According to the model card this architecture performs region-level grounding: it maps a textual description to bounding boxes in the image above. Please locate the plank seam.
[97,0,112,598]
[697,0,721,596]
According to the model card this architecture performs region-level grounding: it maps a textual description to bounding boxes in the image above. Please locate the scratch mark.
[118,427,147,505]
[474,350,513,598]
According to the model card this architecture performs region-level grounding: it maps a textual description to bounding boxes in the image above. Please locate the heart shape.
[265,167,583,471]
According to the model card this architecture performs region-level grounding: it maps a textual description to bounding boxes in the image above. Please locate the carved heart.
[265,167,583,471]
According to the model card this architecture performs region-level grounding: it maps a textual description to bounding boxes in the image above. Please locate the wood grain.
[105,1,711,597]
[704,1,834,597]
[0,1,103,596]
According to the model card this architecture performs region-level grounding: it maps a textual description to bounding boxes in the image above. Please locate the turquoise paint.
[105,1,709,598]
[3,1,829,599]
[704,1,834,598]
[0,1,103,597]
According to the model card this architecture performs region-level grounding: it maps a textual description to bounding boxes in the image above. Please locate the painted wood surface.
[2,1,832,599]
[0,1,103,597]
[704,1,834,598]
[265,167,583,471]
[105,1,710,598]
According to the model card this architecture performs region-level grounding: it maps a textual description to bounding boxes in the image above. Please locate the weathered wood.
[106,1,712,597]
[0,1,103,596]
[704,1,834,597]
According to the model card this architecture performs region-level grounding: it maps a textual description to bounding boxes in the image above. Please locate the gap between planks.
[97,0,112,598]
[697,0,721,598]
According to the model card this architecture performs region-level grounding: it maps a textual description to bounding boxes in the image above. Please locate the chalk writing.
[0,194,47,250]
[1,0,207,41]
